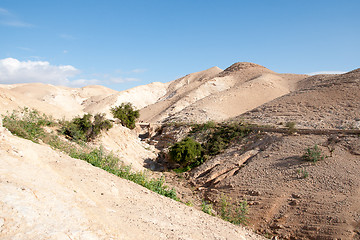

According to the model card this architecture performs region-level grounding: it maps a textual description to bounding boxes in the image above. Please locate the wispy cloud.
[0,7,10,15]
[17,46,34,52]
[0,7,33,28]
[109,77,140,83]
[131,68,147,73]
[308,71,346,75]
[59,33,76,40]
[115,68,148,74]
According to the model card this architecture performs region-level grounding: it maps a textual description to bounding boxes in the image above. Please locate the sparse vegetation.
[297,168,309,179]
[219,195,248,225]
[2,108,178,201]
[303,144,327,163]
[201,200,214,216]
[111,102,139,129]
[60,113,113,142]
[2,107,54,143]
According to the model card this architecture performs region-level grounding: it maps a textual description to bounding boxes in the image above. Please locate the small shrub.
[220,195,248,225]
[111,103,139,129]
[297,168,309,179]
[169,137,202,168]
[285,121,297,134]
[60,113,112,142]
[201,200,214,216]
[303,144,327,163]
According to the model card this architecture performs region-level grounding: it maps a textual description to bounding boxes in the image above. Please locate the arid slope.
[0,123,264,240]
[185,68,360,239]
[237,69,360,129]
[140,63,306,123]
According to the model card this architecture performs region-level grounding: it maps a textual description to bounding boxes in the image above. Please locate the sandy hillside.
[140,66,223,123]
[0,81,169,120]
[0,82,165,172]
[83,81,170,118]
[90,124,157,172]
[236,68,360,129]
[0,83,117,119]
[140,63,307,123]
[0,122,264,240]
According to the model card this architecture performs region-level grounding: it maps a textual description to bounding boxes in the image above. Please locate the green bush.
[303,144,327,163]
[169,137,202,168]
[2,108,54,143]
[202,124,251,156]
[111,103,139,129]
[60,113,112,142]
[220,195,248,225]
[285,121,297,134]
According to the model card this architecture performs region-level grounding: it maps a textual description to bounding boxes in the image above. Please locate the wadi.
[1,62,359,239]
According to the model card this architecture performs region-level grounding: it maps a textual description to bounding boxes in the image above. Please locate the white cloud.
[0,58,98,87]
[109,77,140,83]
[0,8,33,27]
[69,79,101,87]
[308,71,346,75]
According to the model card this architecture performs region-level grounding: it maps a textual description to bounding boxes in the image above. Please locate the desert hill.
[170,68,360,239]
[0,62,307,124]
[140,62,307,123]
[237,68,360,129]
[1,62,359,239]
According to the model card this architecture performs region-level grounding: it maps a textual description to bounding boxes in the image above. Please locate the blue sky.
[0,0,359,91]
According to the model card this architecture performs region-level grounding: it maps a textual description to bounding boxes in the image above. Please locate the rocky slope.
[237,68,360,129]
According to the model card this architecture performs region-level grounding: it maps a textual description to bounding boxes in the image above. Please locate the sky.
[0,0,359,91]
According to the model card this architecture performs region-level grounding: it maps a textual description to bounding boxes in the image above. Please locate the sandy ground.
[0,123,264,240]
